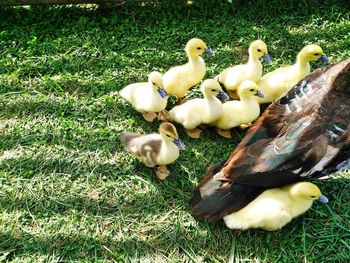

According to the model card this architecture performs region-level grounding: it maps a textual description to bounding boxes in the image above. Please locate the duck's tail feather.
[189,160,226,208]
[120,132,138,149]
[191,179,265,221]
[157,109,172,122]
[306,144,350,179]
[190,160,271,221]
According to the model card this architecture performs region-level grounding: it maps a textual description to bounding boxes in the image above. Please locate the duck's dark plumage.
[190,59,350,221]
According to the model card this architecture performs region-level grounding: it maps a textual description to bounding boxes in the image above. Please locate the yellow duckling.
[223,182,328,231]
[214,80,264,138]
[256,44,329,104]
[163,38,214,103]
[120,122,185,180]
[119,71,168,122]
[169,79,229,138]
[216,40,271,99]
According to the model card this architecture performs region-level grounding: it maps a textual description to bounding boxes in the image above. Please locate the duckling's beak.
[263,53,272,63]
[173,138,186,150]
[217,91,229,100]
[255,90,264,98]
[205,49,214,56]
[317,195,329,204]
[158,87,168,98]
[321,54,329,63]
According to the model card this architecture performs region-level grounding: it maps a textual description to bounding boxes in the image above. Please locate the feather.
[120,132,162,167]
[191,59,350,221]
[190,160,226,208]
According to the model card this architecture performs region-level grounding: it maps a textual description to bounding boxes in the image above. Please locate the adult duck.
[190,59,350,221]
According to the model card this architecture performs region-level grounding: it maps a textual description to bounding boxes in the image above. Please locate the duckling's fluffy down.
[120,132,162,167]
[223,183,322,231]
[119,82,167,113]
[170,98,221,129]
[163,38,211,99]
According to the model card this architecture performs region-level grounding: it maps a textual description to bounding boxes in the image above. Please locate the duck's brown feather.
[191,59,350,221]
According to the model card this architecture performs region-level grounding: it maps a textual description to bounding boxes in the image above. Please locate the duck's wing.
[190,59,350,221]
[120,133,162,167]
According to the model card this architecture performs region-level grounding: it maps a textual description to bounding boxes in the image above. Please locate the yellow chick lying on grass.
[216,39,271,99]
[168,79,229,138]
[163,38,214,104]
[120,122,185,180]
[223,182,328,231]
[214,80,264,138]
[256,44,329,104]
[119,71,168,122]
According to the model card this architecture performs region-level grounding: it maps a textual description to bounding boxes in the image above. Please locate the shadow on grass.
[0,151,195,210]
[0,0,349,84]
[0,93,123,119]
[0,1,349,261]
[0,230,115,261]
[0,147,348,261]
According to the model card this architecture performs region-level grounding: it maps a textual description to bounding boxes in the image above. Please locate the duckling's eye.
[197,47,202,50]
[211,89,217,92]
[310,195,316,198]
[314,53,319,56]
[249,89,255,92]
[166,134,171,138]
[152,82,156,86]
[257,49,261,52]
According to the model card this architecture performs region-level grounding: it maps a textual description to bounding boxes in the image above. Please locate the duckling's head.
[201,79,229,100]
[159,122,185,150]
[298,44,328,63]
[237,80,264,98]
[185,38,214,58]
[289,182,328,203]
[148,71,167,98]
[249,40,271,63]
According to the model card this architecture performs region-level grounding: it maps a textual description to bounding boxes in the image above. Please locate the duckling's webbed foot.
[177,97,188,104]
[157,110,171,121]
[312,159,350,179]
[154,165,170,180]
[228,90,239,99]
[336,159,350,173]
[142,112,157,122]
[198,124,208,129]
[185,128,203,139]
[216,128,232,138]
[239,122,252,129]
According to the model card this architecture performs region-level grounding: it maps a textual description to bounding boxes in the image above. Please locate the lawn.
[0,0,350,262]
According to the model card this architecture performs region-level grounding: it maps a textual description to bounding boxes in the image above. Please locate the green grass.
[1,0,350,261]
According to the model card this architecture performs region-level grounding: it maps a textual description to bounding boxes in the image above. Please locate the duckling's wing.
[119,83,141,102]
[261,66,291,86]
[191,59,350,221]
[170,99,204,127]
[120,132,162,167]
[218,65,244,88]
[163,65,194,96]
[261,64,293,80]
